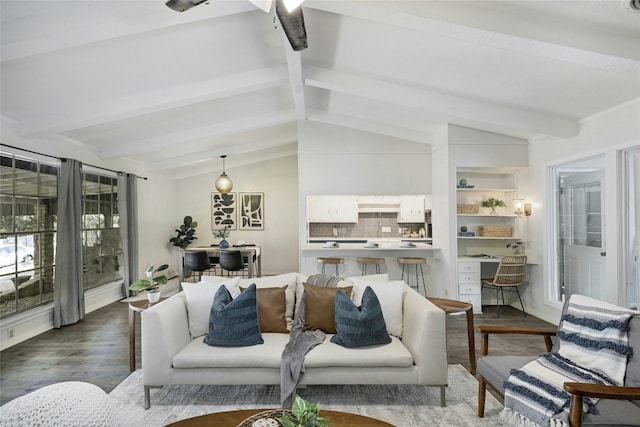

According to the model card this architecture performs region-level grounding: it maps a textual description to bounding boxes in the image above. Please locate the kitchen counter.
[300,241,440,284]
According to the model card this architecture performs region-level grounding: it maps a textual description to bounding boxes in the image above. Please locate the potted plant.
[507,241,524,254]
[129,264,169,304]
[213,226,231,249]
[481,198,506,215]
[169,216,198,249]
[278,395,330,427]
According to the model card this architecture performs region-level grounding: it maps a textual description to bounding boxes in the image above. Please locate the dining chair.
[183,251,213,282]
[219,250,247,278]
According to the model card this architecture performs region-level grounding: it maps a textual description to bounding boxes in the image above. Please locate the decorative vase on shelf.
[147,290,161,304]
[490,207,498,215]
[219,239,229,249]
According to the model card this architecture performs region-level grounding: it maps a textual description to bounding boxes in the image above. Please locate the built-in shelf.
[456,188,517,192]
[457,236,522,240]
[457,214,518,218]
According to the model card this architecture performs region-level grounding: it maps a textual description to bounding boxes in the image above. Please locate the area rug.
[108,364,503,426]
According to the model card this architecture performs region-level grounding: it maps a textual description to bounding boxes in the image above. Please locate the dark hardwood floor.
[0,299,555,405]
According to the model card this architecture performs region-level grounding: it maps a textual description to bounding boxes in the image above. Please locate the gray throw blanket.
[280,274,343,407]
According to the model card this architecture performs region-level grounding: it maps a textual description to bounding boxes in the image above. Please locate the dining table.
[184,245,262,279]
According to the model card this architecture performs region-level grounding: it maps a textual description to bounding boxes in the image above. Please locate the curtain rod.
[1,143,148,180]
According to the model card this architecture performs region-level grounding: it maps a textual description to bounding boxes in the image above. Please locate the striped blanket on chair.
[501,294,634,427]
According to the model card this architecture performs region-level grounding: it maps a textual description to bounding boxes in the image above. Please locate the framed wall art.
[239,192,264,230]
[211,192,237,230]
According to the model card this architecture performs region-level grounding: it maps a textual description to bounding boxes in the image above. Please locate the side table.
[128,298,167,371]
[427,297,476,375]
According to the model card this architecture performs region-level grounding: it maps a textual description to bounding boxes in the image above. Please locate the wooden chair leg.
[478,375,487,417]
[569,394,583,427]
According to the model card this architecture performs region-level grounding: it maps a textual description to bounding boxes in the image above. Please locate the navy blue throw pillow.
[331,286,391,348]
[204,283,264,347]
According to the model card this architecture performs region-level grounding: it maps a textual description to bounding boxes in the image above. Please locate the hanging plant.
[169,216,198,249]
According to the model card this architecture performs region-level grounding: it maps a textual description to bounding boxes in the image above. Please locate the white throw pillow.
[182,277,240,338]
[346,273,389,283]
[349,278,404,338]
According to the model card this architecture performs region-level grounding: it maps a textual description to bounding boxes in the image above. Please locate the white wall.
[174,154,299,275]
[297,121,433,255]
[521,100,640,324]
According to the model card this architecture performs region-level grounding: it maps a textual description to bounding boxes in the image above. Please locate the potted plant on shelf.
[169,216,198,249]
[213,226,231,249]
[481,198,507,215]
[278,395,330,427]
[507,241,524,255]
[129,264,169,304]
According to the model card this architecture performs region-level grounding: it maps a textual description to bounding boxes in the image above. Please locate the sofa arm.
[401,285,448,385]
[564,382,640,427]
[477,325,556,356]
[141,292,191,386]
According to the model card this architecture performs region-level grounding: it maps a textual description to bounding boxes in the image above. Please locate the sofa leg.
[440,385,446,407]
[478,376,486,417]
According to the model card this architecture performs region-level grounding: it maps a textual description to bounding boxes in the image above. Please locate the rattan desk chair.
[481,255,527,317]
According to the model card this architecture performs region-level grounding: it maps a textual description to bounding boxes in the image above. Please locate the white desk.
[185,246,262,279]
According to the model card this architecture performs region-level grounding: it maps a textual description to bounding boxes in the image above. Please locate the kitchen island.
[300,240,440,294]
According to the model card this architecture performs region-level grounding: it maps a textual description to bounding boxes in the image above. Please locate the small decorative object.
[239,192,264,230]
[460,226,468,233]
[129,264,169,303]
[169,216,198,249]
[507,241,524,254]
[481,198,507,214]
[212,192,237,229]
[213,226,231,249]
[278,395,330,427]
[459,179,467,187]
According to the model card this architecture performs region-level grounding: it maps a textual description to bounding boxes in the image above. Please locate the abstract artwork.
[239,192,264,230]
[211,192,236,230]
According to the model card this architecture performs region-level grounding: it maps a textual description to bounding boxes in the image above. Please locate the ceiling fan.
[165,0,308,51]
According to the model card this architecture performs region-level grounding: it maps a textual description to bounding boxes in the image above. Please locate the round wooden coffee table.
[165,408,394,426]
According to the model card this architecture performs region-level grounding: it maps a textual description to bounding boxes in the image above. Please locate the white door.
[559,170,606,300]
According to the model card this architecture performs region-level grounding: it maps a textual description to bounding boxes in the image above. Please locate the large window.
[0,154,58,317]
[82,171,123,290]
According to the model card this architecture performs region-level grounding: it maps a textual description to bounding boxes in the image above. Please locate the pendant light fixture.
[215,155,233,194]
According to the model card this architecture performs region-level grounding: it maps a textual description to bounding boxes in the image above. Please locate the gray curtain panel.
[54,159,84,328]
[118,173,139,297]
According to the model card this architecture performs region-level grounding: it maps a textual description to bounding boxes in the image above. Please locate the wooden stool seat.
[398,257,428,296]
[356,257,385,275]
[317,257,344,276]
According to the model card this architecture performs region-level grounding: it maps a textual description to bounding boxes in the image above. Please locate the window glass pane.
[13,159,38,197]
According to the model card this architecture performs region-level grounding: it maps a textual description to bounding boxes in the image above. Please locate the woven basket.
[478,226,512,237]
[237,409,293,427]
[457,204,479,214]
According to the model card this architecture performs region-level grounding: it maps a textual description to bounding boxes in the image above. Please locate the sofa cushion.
[239,273,299,328]
[241,285,288,333]
[204,284,263,347]
[302,283,352,333]
[173,333,290,368]
[304,335,413,368]
[477,355,537,395]
[182,277,241,338]
[331,287,391,348]
[348,278,404,338]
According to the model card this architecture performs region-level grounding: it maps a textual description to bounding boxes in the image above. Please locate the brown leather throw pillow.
[302,283,353,333]
[240,285,289,333]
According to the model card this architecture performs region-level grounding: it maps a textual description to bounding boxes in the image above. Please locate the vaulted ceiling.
[2,1,639,178]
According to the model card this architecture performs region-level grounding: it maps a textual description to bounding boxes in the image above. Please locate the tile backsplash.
[309,213,424,238]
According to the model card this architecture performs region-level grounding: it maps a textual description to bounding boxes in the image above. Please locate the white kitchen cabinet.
[308,195,358,223]
[398,195,426,223]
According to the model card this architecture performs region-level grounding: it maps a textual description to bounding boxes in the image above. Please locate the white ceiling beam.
[147,130,298,171]
[307,109,432,144]
[305,1,640,71]
[171,142,298,180]
[305,67,578,138]
[19,66,290,137]
[99,110,296,159]
[1,1,256,62]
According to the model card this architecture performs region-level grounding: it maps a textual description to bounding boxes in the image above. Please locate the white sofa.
[141,273,448,409]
